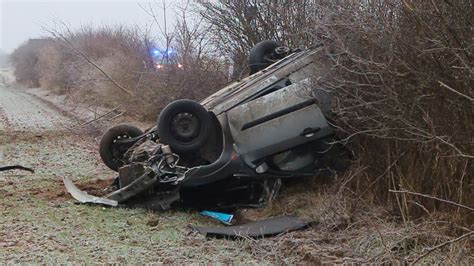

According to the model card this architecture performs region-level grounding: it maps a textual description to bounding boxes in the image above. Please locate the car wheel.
[248,40,281,75]
[99,124,144,171]
[157,99,211,153]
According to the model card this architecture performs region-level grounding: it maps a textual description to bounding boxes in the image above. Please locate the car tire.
[248,40,281,75]
[157,99,211,154]
[99,124,144,171]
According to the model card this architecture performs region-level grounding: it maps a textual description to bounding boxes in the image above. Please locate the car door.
[227,78,333,164]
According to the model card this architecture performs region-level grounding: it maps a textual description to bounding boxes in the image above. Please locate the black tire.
[99,124,144,171]
[157,99,211,153]
[248,40,281,75]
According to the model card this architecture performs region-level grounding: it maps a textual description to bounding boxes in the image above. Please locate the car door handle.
[300,127,321,137]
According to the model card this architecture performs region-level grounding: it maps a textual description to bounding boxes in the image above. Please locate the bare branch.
[389,190,474,211]
[438,80,474,102]
[412,231,474,264]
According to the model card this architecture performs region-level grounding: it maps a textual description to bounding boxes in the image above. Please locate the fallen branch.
[412,231,473,264]
[80,106,121,126]
[389,190,474,212]
[107,112,125,121]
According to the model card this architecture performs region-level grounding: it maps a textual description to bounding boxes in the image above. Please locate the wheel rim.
[274,46,290,55]
[170,112,200,142]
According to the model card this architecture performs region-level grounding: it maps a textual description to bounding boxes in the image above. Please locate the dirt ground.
[0,70,472,263]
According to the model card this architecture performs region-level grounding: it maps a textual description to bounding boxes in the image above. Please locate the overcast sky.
[0,0,178,53]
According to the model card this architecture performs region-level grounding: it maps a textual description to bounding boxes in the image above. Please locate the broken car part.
[191,215,313,239]
[0,165,34,173]
[199,210,234,225]
[63,176,118,206]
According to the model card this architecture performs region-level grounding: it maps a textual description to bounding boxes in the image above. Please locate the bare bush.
[12,7,228,121]
[132,54,229,120]
[304,1,473,223]
[197,0,320,77]
[10,38,56,86]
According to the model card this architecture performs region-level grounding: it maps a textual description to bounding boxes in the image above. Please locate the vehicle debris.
[190,215,313,239]
[199,210,234,225]
[64,40,350,211]
[0,165,34,173]
[63,176,118,206]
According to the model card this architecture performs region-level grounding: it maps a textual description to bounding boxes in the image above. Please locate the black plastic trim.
[241,99,315,131]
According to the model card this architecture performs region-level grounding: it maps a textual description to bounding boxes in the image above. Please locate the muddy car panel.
[227,78,332,163]
[201,48,323,115]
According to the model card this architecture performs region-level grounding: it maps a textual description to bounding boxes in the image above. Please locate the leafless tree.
[197,0,321,77]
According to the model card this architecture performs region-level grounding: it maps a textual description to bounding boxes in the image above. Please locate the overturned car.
[65,41,349,210]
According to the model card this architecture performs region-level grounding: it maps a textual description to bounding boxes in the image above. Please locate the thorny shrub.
[199,0,472,224]
[309,1,473,224]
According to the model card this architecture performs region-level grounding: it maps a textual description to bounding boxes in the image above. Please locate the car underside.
[64,41,351,210]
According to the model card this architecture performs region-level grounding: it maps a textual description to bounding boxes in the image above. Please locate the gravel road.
[0,85,72,132]
[0,82,266,264]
